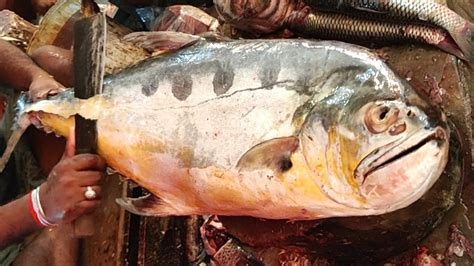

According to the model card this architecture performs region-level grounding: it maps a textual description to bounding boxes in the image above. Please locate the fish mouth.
[355,127,447,185]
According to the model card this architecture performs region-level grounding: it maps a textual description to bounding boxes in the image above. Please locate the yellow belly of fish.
[38,113,355,219]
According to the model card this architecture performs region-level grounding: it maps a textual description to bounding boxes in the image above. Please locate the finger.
[65,154,106,171]
[81,185,102,201]
[75,171,105,186]
[62,126,76,159]
[33,89,51,102]
[31,92,43,102]
[68,200,100,220]
[27,91,35,102]
[47,88,60,97]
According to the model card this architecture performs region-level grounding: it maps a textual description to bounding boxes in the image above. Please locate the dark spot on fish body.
[141,78,159,97]
[172,74,193,101]
[295,65,320,96]
[258,59,281,87]
[213,62,235,95]
[296,76,313,95]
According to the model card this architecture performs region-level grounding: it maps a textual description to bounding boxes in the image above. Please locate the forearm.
[0,193,42,248]
[0,40,50,91]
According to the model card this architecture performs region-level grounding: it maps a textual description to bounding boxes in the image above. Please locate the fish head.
[300,86,449,212]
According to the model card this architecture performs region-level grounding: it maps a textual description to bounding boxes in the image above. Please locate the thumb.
[62,126,75,158]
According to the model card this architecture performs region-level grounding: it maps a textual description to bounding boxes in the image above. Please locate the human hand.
[38,129,106,224]
[28,74,65,102]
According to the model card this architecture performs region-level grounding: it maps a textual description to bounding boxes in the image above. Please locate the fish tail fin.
[0,114,31,173]
[451,21,474,62]
[436,37,467,61]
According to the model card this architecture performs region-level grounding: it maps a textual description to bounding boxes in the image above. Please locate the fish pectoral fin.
[123,31,203,53]
[236,136,299,173]
[116,194,175,216]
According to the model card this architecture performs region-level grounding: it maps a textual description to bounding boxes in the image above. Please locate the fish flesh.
[1,39,449,220]
[213,0,473,61]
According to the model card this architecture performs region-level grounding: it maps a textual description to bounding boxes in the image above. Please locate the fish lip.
[354,127,448,185]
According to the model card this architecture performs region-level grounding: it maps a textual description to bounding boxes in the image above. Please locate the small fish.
[1,38,449,220]
[292,10,464,60]
[213,0,473,61]
[304,0,474,61]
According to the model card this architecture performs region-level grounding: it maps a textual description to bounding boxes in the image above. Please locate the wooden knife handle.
[73,115,98,237]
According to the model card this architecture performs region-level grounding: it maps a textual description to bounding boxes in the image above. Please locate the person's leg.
[13,224,78,266]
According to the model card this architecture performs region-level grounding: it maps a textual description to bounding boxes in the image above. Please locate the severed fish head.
[300,85,449,213]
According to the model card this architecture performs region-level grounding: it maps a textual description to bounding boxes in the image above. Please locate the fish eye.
[407,110,413,117]
[364,104,399,134]
[378,107,389,120]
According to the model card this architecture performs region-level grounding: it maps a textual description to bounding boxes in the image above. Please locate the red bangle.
[28,192,45,228]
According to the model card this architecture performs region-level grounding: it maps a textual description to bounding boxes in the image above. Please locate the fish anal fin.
[236,137,299,173]
[123,31,203,53]
[116,194,175,216]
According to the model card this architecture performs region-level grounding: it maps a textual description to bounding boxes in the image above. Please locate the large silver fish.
[213,0,474,61]
[1,39,449,220]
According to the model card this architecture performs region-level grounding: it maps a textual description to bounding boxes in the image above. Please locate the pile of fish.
[213,0,473,61]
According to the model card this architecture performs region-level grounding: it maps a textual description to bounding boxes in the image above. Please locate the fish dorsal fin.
[123,31,204,53]
[123,31,231,54]
[236,137,299,173]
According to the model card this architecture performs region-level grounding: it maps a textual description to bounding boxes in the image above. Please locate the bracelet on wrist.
[28,186,57,227]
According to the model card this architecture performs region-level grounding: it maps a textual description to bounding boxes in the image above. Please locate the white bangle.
[31,187,56,227]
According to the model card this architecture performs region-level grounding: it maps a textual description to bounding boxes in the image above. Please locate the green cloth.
[0,244,22,266]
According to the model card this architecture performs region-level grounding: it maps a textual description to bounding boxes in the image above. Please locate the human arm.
[0,153,106,248]
[0,40,64,101]
[0,193,42,248]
